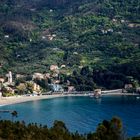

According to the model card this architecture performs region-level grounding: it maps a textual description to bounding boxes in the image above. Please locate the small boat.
[136,96,140,99]
[90,94,94,98]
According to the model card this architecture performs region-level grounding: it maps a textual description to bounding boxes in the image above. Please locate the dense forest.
[0,117,139,140]
[0,0,140,89]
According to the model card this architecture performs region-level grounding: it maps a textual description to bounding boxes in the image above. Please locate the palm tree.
[11,111,18,121]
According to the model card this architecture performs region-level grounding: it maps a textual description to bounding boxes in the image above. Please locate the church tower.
[8,71,12,84]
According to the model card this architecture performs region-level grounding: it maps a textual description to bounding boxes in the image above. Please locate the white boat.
[136,96,140,99]
[90,94,94,98]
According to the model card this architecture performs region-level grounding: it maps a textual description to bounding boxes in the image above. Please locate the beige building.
[50,65,59,71]
[68,86,75,92]
[44,73,51,79]
[33,73,44,80]
[33,83,40,92]
[16,74,25,79]
[124,84,133,89]
[0,78,5,83]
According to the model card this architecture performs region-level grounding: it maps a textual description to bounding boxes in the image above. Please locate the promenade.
[0,90,139,106]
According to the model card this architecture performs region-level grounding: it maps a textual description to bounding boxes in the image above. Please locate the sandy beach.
[0,92,139,106]
[0,94,64,106]
[0,94,88,106]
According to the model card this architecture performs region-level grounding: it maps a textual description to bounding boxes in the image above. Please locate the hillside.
[0,0,140,89]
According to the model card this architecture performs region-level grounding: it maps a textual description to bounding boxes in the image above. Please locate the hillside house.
[33,83,41,93]
[44,73,51,79]
[5,71,13,84]
[0,78,5,83]
[4,35,9,38]
[16,74,25,79]
[33,73,44,80]
[52,80,60,84]
[136,87,140,94]
[68,86,75,92]
[61,65,66,68]
[50,65,59,71]
[124,84,133,89]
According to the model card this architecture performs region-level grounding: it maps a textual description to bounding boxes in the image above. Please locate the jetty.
[101,89,122,94]
[0,110,16,113]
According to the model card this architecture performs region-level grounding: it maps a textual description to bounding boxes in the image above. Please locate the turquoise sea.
[0,95,140,136]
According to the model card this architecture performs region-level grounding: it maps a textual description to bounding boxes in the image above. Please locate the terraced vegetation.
[0,0,140,89]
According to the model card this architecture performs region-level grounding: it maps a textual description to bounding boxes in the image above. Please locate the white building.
[7,71,12,84]
[33,73,44,80]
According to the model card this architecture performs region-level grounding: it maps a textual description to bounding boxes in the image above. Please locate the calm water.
[0,95,140,136]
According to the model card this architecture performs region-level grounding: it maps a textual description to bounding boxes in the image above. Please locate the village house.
[66,80,70,86]
[44,73,51,79]
[68,86,75,92]
[32,73,44,80]
[73,52,78,55]
[124,84,133,89]
[52,48,62,51]
[49,9,53,12]
[79,66,83,69]
[33,82,41,93]
[136,87,140,94]
[122,84,133,93]
[5,71,13,84]
[121,19,125,23]
[50,65,59,71]
[112,18,117,22]
[51,84,64,92]
[128,23,135,28]
[4,35,9,38]
[52,80,60,84]
[42,36,46,39]
[30,8,36,11]
[60,65,66,68]
[52,73,59,78]
[0,77,5,83]
[16,74,25,79]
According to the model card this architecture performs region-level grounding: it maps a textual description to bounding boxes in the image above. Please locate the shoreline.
[0,92,139,106]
